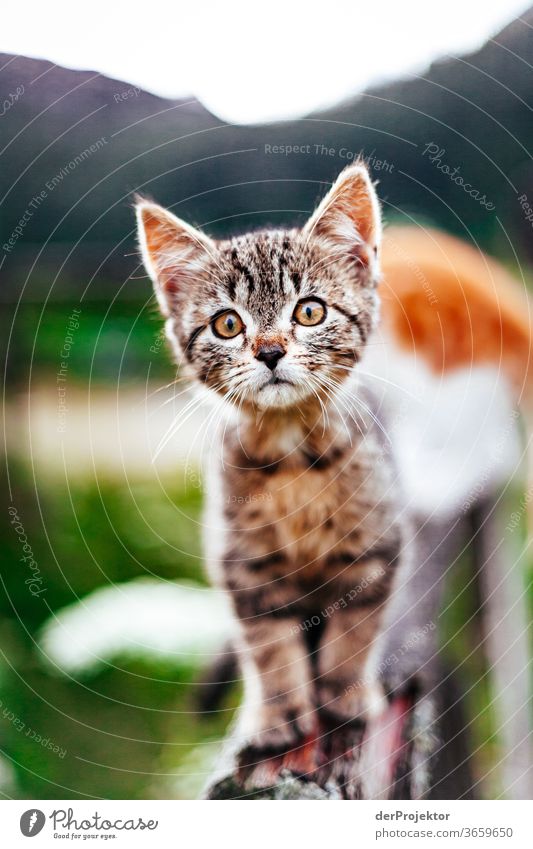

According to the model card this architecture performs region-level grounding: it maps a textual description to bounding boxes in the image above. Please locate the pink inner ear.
[306,167,380,270]
[352,240,374,269]
[348,178,379,246]
[141,209,178,258]
[329,175,378,246]
[138,203,216,313]
[317,206,375,270]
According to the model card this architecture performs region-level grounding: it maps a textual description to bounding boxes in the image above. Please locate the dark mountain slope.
[1,7,532,301]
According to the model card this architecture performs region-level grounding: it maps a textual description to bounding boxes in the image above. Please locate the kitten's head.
[136,163,381,412]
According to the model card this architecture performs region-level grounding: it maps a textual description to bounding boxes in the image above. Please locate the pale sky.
[1,0,530,123]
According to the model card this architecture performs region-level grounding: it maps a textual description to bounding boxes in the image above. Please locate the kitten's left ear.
[303,162,381,272]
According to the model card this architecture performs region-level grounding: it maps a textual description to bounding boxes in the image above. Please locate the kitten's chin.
[253,380,312,410]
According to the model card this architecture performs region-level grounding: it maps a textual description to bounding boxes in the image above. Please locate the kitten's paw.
[243,702,315,761]
[317,677,387,726]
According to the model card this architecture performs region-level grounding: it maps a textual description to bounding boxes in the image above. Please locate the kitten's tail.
[195,643,239,714]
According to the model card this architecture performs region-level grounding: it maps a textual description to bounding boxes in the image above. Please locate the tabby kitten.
[136,163,403,756]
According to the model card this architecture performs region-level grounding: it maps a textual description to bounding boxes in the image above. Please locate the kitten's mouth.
[254,373,311,409]
[264,375,293,387]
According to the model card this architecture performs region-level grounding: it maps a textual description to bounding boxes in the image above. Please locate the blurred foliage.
[439,494,533,799]
[1,459,237,799]
[439,552,500,797]
[3,300,174,387]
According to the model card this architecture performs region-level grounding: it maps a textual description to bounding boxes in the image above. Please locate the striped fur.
[136,164,405,755]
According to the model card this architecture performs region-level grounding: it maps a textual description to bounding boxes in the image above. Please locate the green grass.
[1,460,236,799]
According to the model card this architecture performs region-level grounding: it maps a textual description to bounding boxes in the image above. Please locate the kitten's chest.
[267,467,344,559]
[223,441,388,567]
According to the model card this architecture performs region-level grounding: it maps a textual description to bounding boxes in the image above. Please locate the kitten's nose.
[255,343,286,371]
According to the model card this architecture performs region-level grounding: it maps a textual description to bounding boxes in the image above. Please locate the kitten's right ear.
[135,199,216,316]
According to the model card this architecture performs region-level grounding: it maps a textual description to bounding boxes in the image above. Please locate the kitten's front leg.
[237,615,316,755]
[317,600,387,725]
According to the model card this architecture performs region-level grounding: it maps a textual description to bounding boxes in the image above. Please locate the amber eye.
[293,299,326,326]
[212,310,244,339]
